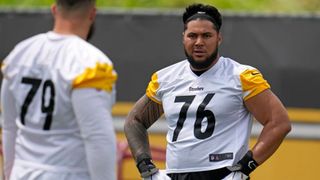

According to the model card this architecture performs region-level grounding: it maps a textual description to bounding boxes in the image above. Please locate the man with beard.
[1,0,117,179]
[124,3,291,180]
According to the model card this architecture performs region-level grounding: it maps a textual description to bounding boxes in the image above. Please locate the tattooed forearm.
[135,95,163,128]
[124,95,164,162]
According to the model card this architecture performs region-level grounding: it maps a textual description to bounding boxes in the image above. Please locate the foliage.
[0,0,319,13]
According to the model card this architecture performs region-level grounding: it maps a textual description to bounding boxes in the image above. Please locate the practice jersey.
[1,32,117,176]
[146,56,270,173]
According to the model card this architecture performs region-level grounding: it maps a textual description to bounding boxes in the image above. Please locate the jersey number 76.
[172,93,215,142]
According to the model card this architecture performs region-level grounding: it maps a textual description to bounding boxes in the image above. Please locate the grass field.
[0,0,319,13]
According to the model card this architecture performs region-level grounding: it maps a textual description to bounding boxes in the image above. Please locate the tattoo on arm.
[124,95,164,162]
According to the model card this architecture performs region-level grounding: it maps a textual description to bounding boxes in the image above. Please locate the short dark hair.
[183,3,222,31]
[56,0,95,10]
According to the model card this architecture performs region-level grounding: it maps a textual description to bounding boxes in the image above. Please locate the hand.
[136,153,159,178]
[143,170,170,180]
[227,150,258,176]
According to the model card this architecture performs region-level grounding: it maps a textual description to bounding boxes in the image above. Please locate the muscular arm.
[124,95,164,162]
[245,89,291,165]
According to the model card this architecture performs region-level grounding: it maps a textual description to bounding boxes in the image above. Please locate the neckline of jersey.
[46,31,79,41]
[187,56,223,78]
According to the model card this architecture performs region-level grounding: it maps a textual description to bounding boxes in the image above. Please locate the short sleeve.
[240,69,270,101]
[72,62,117,92]
[146,72,162,104]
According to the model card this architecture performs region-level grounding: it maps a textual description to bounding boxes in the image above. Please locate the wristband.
[227,150,259,176]
[136,153,159,178]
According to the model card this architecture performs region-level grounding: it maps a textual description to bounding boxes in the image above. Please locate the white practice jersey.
[146,56,270,173]
[1,32,117,179]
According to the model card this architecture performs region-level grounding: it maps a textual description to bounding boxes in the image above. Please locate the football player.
[124,3,291,180]
[1,0,117,179]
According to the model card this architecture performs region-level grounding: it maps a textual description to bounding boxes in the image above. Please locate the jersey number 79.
[21,77,55,130]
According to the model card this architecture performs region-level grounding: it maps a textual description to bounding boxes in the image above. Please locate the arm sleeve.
[240,69,270,101]
[1,78,18,179]
[71,88,117,180]
[146,72,162,104]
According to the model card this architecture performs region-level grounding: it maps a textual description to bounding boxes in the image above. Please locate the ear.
[51,4,57,17]
[89,7,97,21]
[218,33,222,45]
[182,32,186,44]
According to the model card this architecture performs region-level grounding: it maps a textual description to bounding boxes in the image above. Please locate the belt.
[203,167,231,179]
[168,167,232,180]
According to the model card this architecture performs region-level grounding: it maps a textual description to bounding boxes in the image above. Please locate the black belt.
[168,167,232,180]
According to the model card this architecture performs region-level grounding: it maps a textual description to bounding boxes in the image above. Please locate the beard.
[86,22,96,41]
[185,47,219,70]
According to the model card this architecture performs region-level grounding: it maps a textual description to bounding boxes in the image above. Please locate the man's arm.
[124,95,164,176]
[72,88,117,180]
[245,89,291,165]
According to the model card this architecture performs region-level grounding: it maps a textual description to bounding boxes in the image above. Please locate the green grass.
[0,0,319,13]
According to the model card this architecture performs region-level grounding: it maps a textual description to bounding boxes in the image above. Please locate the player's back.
[2,31,114,175]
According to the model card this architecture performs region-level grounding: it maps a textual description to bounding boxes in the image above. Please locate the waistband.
[168,167,231,180]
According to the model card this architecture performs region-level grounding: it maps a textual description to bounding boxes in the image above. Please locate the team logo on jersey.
[209,153,233,162]
[189,86,204,91]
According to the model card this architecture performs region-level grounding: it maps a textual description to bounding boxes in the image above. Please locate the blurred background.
[0,0,320,180]
[0,0,320,13]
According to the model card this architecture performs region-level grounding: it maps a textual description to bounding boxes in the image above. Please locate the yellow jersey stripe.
[72,62,117,92]
[146,73,161,104]
[240,69,270,101]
